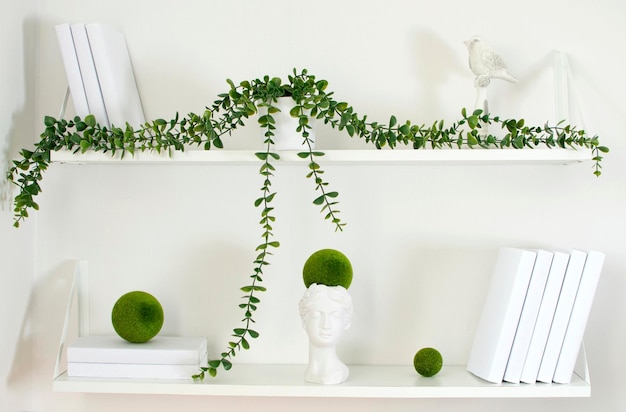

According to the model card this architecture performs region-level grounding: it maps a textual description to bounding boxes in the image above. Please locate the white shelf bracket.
[53,260,89,380]
[553,51,570,124]
[574,341,591,384]
[553,51,588,131]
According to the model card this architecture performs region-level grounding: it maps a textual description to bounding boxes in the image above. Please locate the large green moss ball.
[413,347,443,377]
[111,291,164,343]
[303,249,353,289]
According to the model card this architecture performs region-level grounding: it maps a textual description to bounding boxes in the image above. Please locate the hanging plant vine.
[6,68,608,378]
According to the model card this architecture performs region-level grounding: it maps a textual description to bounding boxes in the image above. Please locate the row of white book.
[467,247,605,384]
[66,336,207,379]
[55,22,145,128]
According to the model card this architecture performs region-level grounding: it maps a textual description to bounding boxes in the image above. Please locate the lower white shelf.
[53,364,590,398]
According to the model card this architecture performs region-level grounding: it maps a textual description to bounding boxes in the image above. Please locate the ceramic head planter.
[300,249,353,384]
[299,283,353,384]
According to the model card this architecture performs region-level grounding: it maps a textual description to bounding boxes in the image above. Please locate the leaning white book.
[520,250,570,383]
[55,24,90,117]
[503,249,553,383]
[85,23,145,128]
[553,250,605,384]
[537,250,587,383]
[69,23,110,126]
[467,247,537,383]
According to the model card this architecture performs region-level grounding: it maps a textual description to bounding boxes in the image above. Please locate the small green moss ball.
[111,291,164,343]
[413,347,443,377]
[303,249,353,289]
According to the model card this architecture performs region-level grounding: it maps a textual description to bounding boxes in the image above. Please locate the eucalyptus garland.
[6,68,608,379]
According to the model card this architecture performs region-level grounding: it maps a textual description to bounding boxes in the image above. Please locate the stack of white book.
[55,23,145,128]
[467,247,605,385]
[67,336,207,379]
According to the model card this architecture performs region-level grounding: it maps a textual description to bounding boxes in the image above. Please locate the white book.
[503,249,553,383]
[67,362,202,379]
[467,247,537,383]
[67,335,207,365]
[553,251,605,384]
[55,24,90,117]
[69,23,109,126]
[520,250,570,383]
[537,250,587,383]
[85,23,145,128]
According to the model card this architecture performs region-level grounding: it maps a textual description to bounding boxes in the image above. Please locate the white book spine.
[55,24,90,117]
[553,251,605,384]
[520,251,570,383]
[66,336,207,365]
[503,250,553,383]
[467,247,537,383]
[70,23,109,126]
[85,23,145,128]
[537,250,587,383]
[67,362,201,379]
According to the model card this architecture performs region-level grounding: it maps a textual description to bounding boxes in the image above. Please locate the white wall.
[14,0,626,411]
[1,1,38,411]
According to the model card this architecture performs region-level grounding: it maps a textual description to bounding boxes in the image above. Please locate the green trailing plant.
[6,68,608,379]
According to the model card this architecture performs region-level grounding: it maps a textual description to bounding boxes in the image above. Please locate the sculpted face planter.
[299,284,353,385]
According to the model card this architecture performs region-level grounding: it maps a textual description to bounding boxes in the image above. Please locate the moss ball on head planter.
[413,347,443,377]
[111,291,164,343]
[303,249,353,289]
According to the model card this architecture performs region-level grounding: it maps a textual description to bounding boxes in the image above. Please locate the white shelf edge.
[50,148,593,165]
[53,364,590,398]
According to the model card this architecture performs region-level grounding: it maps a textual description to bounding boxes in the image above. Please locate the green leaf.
[44,116,56,127]
[336,102,348,111]
[467,115,479,129]
[248,329,260,338]
[289,106,300,117]
[222,360,233,370]
[313,194,325,205]
[79,140,91,153]
[389,115,397,128]
[84,114,97,127]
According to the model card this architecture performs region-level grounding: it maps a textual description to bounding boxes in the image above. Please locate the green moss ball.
[111,291,164,343]
[303,249,353,289]
[413,347,443,377]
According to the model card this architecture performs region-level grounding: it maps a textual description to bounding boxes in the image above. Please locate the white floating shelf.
[50,148,593,165]
[53,364,590,398]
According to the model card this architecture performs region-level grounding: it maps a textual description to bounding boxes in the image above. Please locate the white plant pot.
[261,97,315,151]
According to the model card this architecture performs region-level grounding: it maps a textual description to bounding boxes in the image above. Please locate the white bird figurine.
[464,36,518,86]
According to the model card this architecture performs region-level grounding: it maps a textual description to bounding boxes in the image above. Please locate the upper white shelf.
[50,148,593,165]
[53,364,590,398]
